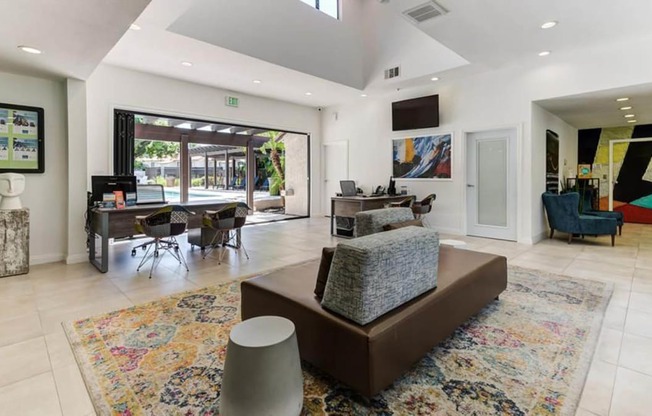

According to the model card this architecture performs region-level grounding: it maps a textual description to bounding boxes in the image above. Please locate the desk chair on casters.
[132,205,194,278]
[131,184,167,253]
[202,202,250,265]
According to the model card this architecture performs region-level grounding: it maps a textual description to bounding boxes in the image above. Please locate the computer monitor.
[91,175,137,205]
[340,180,357,197]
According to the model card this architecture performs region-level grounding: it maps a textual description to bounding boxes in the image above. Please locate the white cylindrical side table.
[440,239,468,249]
[220,316,303,416]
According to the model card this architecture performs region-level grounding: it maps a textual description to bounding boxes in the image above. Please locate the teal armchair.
[542,192,617,246]
[580,188,624,235]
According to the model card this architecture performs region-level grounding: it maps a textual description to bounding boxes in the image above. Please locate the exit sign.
[225,96,239,107]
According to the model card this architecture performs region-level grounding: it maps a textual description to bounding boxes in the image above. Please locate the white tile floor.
[0,217,650,415]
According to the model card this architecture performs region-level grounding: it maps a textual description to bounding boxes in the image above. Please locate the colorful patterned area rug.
[64,266,611,416]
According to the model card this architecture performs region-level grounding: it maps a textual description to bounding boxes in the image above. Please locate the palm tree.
[260,131,286,191]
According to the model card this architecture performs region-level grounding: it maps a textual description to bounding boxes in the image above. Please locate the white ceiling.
[3,0,652,116]
[536,83,652,130]
[0,0,150,80]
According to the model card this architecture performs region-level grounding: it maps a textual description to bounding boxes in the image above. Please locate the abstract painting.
[578,124,652,224]
[392,134,452,179]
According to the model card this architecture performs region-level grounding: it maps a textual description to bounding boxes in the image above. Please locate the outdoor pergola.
[134,117,280,206]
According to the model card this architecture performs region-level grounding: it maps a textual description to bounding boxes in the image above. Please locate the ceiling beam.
[134,124,269,148]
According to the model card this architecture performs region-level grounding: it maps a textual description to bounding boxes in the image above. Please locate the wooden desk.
[89,201,231,273]
[330,195,415,237]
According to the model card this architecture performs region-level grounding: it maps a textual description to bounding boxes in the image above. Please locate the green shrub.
[191,177,204,187]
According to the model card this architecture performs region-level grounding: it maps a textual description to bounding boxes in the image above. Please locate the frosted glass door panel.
[477,139,507,227]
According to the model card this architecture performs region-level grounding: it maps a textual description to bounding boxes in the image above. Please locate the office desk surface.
[89,201,234,272]
[330,195,415,237]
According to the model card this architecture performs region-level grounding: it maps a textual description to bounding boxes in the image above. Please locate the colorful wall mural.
[578,124,652,224]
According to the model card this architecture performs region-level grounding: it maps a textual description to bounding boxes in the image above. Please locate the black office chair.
[132,205,194,278]
[202,202,250,265]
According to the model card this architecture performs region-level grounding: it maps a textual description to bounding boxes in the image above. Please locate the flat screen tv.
[392,94,439,131]
[0,102,45,173]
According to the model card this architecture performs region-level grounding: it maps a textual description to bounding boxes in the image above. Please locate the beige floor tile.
[123,278,199,305]
[628,292,652,314]
[576,251,637,268]
[594,328,623,366]
[0,372,62,416]
[578,360,617,416]
[575,408,599,416]
[0,295,38,322]
[632,268,652,294]
[45,331,76,370]
[610,367,652,416]
[603,305,627,330]
[38,295,133,335]
[52,364,94,416]
[509,252,575,273]
[624,309,652,338]
[608,288,630,308]
[0,337,51,388]
[0,313,43,347]
[635,257,652,270]
[619,333,652,377]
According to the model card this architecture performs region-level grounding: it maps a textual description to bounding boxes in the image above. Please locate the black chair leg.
[611,234,615,247]
[619,225,622,236]
[567,234,573,244]
[550,229,555,239]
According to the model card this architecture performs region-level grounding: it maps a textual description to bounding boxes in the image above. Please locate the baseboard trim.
[31,253,65,265]
[532,231,547,245]
[66,253,89,264]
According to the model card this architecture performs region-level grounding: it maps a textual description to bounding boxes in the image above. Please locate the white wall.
[531,104,578,242]
[66,79,89,263]
[0,72,67,263]
[85,64,321,208]
[321,33,652,243]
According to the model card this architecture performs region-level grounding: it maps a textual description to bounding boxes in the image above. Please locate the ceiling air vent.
[403,1,448,24]
[384,66,401,80]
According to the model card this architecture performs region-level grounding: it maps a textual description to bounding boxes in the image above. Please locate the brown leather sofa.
[241,245,507,397]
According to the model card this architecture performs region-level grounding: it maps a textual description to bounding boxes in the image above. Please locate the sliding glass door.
[115,110,310,223]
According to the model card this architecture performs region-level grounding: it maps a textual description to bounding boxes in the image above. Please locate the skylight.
[300,0,339,20]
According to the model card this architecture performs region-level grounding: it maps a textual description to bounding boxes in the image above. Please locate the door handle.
[467,184,475,187]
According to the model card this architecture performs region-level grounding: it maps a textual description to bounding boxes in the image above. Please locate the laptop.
[340,180,357,197]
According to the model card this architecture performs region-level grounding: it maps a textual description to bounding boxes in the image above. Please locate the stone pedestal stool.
[220,315,303,416]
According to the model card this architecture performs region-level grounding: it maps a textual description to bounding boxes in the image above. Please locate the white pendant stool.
[220,316,303,416]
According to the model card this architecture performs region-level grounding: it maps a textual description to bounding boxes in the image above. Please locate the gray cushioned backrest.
[321,226,439,325]
[354,207,415,237]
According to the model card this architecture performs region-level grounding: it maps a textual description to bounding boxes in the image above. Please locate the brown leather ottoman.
[241,246,507,397]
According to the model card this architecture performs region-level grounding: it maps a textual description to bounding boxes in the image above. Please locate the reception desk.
[330,195,415,237]
[88,201,232,273]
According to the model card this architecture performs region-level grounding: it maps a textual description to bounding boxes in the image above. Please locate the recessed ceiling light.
[541,21,558,29]
[430,77,439,81]
[619,106,632,110]
[616,97,629,102]
[628,120,637,123]
[253,79,262,84]
[17,45,41,54]
[361,94,367,97]
[538,51,551,57]
[129,24,141,31]
[181,61,193,67]
[624,114,635,118]
[305,92,312,96]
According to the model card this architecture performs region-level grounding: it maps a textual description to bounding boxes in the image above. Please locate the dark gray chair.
[542,192,617,246]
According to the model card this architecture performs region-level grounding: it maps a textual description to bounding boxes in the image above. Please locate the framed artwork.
[392,134,452,180]
[0,102,45,173]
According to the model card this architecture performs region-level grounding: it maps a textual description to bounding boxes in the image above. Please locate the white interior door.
[323,141,348,215]
[466,129,517,240]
